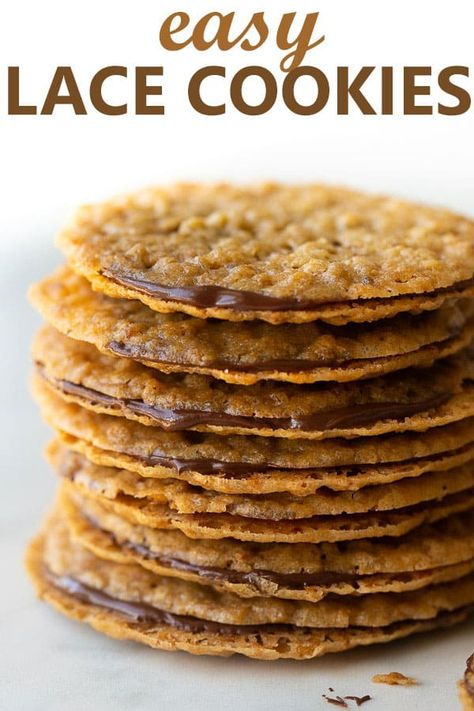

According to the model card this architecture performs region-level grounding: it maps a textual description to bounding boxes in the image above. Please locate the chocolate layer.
[44,567,296,635]
[133,452,280,476]
[78,440,474,480]
[43,369,452,433]
[102,269,328,311]
[107,335,459,374]
[104,528,441,591]
[93,518,361,589]
[44,567,474,639]
[102,269,474,312]
[127,541,357,589]
[108,340,341,372]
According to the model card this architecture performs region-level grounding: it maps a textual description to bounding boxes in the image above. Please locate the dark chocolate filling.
[123,540,359,589]
[44,568,298,635]
[45,370,452,433]
[107,334,458,374]
[130,453,282,476]
[44,568,473,638]
[81,513,473,591]
[92,522,453,592]
[78,440,474,480]
[84,516,361,590]
[101,269,474,313]
[107,340,344,372]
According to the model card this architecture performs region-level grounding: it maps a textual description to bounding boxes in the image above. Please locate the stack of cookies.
[27,184,474,660]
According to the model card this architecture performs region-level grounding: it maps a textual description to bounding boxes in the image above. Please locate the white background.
[0,1,473,710]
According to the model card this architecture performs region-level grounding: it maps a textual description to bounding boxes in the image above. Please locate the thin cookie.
[32,326,474,440]
[29,266,474,384]
[57,183,474,324]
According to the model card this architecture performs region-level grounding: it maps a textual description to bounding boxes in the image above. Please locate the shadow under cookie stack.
[27,184,474,660]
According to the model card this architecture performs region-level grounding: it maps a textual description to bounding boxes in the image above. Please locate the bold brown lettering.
[240,13,268,51]
[438,66,471,115]
[381,66,394,115]
[337,67,376,115]
[90,66,127,115]
[8,67,37,114]
[277,12,325,72]
[283,67,329,114]
[41,67,86,115]
[404,67,432,115]
[188,66,225,115]
[159,13,191,50]
[193,13,231,50]
[135,67,164,115]
[230,66,277,115]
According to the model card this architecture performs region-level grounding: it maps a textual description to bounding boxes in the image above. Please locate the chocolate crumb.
[323,695,348,707]
[372,672,418,686]
[344,695,372,706]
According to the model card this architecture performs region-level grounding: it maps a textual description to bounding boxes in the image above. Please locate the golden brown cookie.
[64,479,474,544]
[41,511,474,628]
[26,508,474,659]
[29,266,474,385]
[56,183,474,324]
[50,441,474,520]
[64,491,474,602]
[32,326,474,439]
[33,376,474,495]
[372,672,418,685]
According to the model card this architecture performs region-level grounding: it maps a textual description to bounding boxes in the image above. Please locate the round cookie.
[56,183,474,324]
[26,510,474,659]
[50,442,474,520]
[33,376,474,496]
[64,481,474,544]
[65,491,474,602]
[32,326,474,440]
[29,266,474,385]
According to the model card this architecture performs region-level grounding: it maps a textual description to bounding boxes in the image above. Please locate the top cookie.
[57,183,474,324]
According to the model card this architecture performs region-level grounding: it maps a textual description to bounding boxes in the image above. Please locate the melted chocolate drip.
[102,269,474,313]
[48,371,451,433]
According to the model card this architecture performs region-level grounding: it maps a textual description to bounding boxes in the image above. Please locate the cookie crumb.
[323,693,372,707]
[372,672,418,686]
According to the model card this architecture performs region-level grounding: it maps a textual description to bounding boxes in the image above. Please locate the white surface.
[1,0,474,709]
